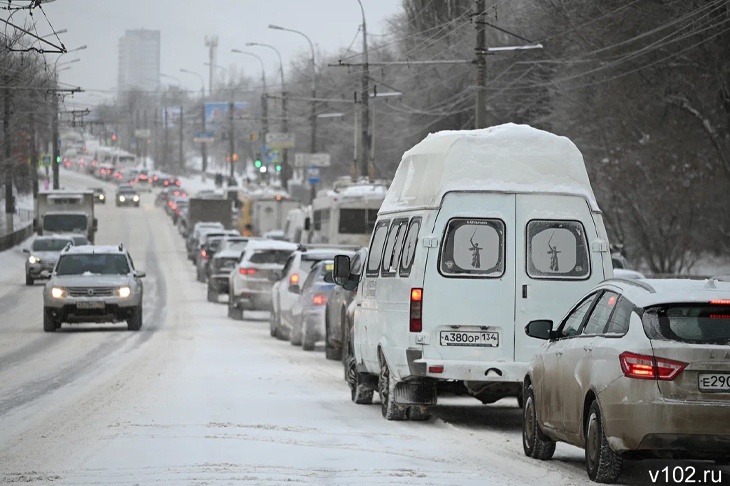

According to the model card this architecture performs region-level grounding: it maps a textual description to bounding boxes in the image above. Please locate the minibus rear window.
[439,218,505,278]
[526,220,590,280]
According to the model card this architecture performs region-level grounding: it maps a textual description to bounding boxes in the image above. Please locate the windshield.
[32,238,72,252]
[44,214,87,233]
[643,304,730,345]
[249,250,292,265]
[56,254,130,276]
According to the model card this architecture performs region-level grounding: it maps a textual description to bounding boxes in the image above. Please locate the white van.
[333,123,613,420]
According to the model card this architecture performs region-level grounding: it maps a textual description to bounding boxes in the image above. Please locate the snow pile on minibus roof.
[380,123,599,213]
[323,183,388,199]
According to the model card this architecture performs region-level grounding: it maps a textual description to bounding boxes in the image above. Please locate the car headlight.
[119,196,126,202]
[117,286,131,298]
[133,195,140,202]
[99,194,105,200]
[28,255,39,264]
[51,287,67,299]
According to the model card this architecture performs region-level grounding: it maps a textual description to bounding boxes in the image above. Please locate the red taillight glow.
[289,273,300,285]
[313,294,327,306]
[619,352,686,381]
[200,250,207,258]
[168,201,174,207]
[175,180,181,186]
[410,287,423,333]
[239,268,257,275]
[710,314,730,319]
[710,299,730,305]
[428,365,444,374]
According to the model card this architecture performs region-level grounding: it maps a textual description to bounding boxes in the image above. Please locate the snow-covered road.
[0,170,721,485]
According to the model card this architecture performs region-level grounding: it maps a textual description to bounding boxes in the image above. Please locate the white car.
[228,240,299,320]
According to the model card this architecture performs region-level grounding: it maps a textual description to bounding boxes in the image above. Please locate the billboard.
[204,102,248,127]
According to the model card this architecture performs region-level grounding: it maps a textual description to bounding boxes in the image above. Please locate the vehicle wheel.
[324,323,342,361]
[290,319,302,346]
[207,286,218,303]
[302,333,315,351]
[378,355,407,421]
[585,400,622,483]
[127,305,143,331]
[227,293,243,320]
[407,406,431,421]
[25,274,34,286]
[522,384,556,460]
[43,307,57,332]
[196,268,204,282]
[347,356,373,404]
[269,311,277,337]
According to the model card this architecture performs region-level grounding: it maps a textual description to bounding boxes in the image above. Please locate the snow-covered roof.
[318,183,388,200]
[244,239,299,253]
[609,278,730,308]
[380,123,600,214]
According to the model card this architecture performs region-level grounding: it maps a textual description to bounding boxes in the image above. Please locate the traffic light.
[232,153,239,162]
[55,155,61,164]
[275,164,282,172]
[254,158,262,169]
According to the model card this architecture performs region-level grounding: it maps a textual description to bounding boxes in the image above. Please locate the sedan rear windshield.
[56,254,130,275]
[643,304,730,345]
[249,250,292,265]
[32,238,73,251]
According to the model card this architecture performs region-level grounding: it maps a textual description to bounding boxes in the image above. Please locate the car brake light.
[428,365,444,374]
[200,250,207,258]
[710,299,730,305]
[313,294,327,306]
[289,273,300,285]
[176,180,181,186]
[410,288,423,332]
[239,268,256,275]
[619,352,686,381]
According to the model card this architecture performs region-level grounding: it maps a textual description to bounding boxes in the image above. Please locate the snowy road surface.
[0,170,725,485]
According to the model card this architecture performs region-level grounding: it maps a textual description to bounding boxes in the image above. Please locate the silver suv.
[42,244,146,332]
[23,235,75,285]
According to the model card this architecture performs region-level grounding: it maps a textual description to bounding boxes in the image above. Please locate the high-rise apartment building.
[118,29,160,92]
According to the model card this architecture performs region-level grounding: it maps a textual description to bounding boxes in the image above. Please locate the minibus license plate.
[77,301,105,310]
[698,373,730,392]
[440,331,498,347]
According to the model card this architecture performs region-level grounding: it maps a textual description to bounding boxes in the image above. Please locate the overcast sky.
[37,0,402,107]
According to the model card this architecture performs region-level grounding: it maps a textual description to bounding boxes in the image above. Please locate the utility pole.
[201,94,208,177]
[475,0,487,129]
[52,91,60,189]
[358,0,371,180]
[30,113,38,202]
[142,109,148,168]
[179,106,184,173]
[163,107,169,169]
[228,97,235,179]
[3,77,14,233]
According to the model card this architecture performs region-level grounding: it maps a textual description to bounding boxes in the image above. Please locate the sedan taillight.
[619,352,686,381]
[239,268,257,275]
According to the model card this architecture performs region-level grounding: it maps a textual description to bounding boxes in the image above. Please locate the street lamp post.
[269,24,317,199]
[52,45,86,189]
[205,63,235,180]
[180,68,208,180]
[246,42,289,189]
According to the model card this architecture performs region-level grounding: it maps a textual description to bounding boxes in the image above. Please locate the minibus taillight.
[290,273,300,285]
[410,288,423,332]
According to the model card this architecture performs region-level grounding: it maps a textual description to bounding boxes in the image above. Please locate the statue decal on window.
[469,230,482,268]
[547,231,561,272]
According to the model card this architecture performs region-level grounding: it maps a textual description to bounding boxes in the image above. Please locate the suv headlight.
[99,194,105,200]
[117,286,132,298]
[119,195,126,202]
[28,255,39,264]
[51,287,67,298]
[133,195,140,202]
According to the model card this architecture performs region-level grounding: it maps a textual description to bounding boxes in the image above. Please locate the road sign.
[193,132,215,143]
[267,150,282,164]
[41,154,52,167]
[265,132,296,150]
[134,129,151,139]
[294,152,331,168]
[307,166,321,184]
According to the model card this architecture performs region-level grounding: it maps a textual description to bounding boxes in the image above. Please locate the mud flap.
[394,381,437,405]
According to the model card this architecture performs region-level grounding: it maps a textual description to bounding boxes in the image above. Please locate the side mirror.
[288,284,301,294]
[40,270,51,278]
[333,254,351,285]
[304,217,311,231]
[323,271,334,284]
[93,218,98,231]
[525,320,554,340]
[22,248,30,254]
[136,270,146,278]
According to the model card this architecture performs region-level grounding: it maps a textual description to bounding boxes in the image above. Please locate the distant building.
[117,29,160,92]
